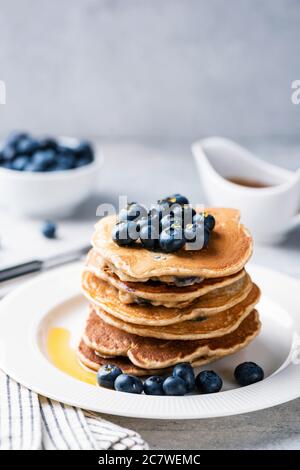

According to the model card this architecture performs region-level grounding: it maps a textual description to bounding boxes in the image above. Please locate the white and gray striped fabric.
[0,371,148,450]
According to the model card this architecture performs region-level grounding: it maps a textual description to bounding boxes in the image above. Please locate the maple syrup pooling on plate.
[47,327,96,385]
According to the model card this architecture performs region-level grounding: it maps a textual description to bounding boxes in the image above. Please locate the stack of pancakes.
[78,208,261,376]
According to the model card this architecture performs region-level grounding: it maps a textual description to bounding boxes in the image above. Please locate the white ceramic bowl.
[0,137,104,218]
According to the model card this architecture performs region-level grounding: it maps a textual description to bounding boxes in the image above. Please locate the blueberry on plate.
[144,376,164,395]
[139,223,159,250]
[234,362,264,386]
[42,221,57,239]
[204,214,216,231]
[173,363,195,392]
[163,376,188,396]
[114,374,144,394]
[159,226,185,253]
[112,221,139,246]
[97,364,122,389]
[195,370,223,394]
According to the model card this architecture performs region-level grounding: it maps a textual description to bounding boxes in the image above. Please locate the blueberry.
[163,376,188,396]
[173,193,189,205]
[184,223,204,243]
[11,155,29,171]
[159,194,189,206]
[42,221,57,239]
[57,153,76,170]
[161,214,177,231]
[97,364,122,389]
[31,150,56,171]
[150,203,169,222]
[147,212,161,232]
[38,137,58,151]
[112,221,139,246]
[182,205,196,222]
[139,223,159,250]
[195,370,223,394]
[73,140,94,163]
[203,227,211,248]
[234,362,264,386]
[173,363,195,392]
[159,226,185,253]
[168,205,195,226]
[144,376,164,395]
[75,157,92,168]
[24,162,41,172]
[5,131,28,148]
[204,214,216,231]
[119,203,147,222]
[114,374,143,394]
[137,216,150,231]
[1,161,13,169]
[193,213,205,225]
[16,137,39,155]
[1,144,16,161]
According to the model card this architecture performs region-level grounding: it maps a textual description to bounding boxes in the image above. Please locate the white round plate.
[0,262,300,420]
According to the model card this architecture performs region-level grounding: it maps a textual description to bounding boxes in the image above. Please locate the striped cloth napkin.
[0,370,148,450]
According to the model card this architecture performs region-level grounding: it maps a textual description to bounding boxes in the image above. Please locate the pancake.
[83,308,261,370]
[82,270,253,325]
[77,340,170,376]
[92,208,253,282]
[85,249,247,307]
[94,283,260,340]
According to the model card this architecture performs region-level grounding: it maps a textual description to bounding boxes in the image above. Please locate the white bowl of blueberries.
[0,131,103,218]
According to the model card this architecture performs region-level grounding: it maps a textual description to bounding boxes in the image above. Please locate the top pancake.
[92,208,253,281]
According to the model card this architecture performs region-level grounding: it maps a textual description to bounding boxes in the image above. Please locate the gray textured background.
[0,0,300,139]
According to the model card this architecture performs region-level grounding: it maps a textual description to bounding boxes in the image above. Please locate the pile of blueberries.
[0,131,94,172]
[97,361,264,396]
[112,194,216,253]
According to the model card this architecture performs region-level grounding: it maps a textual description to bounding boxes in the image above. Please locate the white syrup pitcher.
[192,137,300,243]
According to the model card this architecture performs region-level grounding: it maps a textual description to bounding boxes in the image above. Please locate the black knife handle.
[0,260,43,283]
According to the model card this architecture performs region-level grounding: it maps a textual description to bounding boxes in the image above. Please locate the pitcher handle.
[286,168,300,232]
